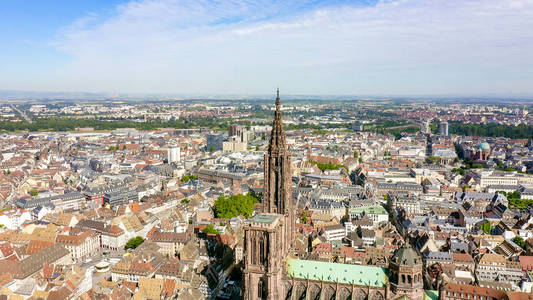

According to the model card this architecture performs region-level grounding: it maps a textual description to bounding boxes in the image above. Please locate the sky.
[1,0,533,97]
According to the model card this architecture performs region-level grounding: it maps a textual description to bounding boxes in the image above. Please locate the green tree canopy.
[180,175,197,182]
[300,211,308,224]
[481,221,492,234]
[203,224,220,235]
[309,160,349,173]
[214,193,258,219]
[513,236,526,250]
[125,236,144,250]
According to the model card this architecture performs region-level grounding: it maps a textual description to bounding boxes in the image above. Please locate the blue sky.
[1,0,533,96]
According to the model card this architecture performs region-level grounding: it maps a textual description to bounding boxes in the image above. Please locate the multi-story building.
[475,253,507,282]
[147,229,188,257]
[0,209,32,229]
[323,224,346,241]
[0,244,71,279]
[167,144,180,163]
[440,283,506,300]
[308,199,345,219]
[56,230,100,263]
[392,196,422,216]
[104,189,138,209]
[101,224,127,251]
[16,191,85,211]
[439,120,449,136]
[349,204,389,225]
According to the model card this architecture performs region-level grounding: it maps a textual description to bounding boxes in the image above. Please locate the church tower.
[243,89,294,300]
[389,239,425,300]
[263,88,294,252]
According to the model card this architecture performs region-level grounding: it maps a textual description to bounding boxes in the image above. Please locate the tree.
[309,160,349,173]
[513,236,526,250]
[452,168,466,175]
[125,236,144,250]
[181,175,197,182]
[358,157,363,164]
[214,193,258,219]
[481,221,492,234]
[300,211,308,224]
[203,224,220,235]
[29,189,39,196]
[209,145,215,153]
[353,151,358,158]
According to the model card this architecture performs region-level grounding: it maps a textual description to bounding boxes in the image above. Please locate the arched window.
[401,274,406,284]
[408,275,412,284]
[259,236,265,265]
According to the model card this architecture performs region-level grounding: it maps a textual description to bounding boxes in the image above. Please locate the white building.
[323,224,345,241]
[0,209,32,229]
[167,145,181,163]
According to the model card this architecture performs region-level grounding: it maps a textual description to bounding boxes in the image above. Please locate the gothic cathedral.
[242,90,425,300]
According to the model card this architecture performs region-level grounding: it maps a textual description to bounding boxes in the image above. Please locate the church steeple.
[268,88,286,153]
[276,87,280,108]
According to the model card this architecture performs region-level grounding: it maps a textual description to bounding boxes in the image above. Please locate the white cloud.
[40,0,533,95]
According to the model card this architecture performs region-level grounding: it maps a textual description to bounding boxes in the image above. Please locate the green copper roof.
[350,205,388,215]
[425,290,439,300]
[479,141,490,150]
[286,259,388,287]
[250,213,279,224]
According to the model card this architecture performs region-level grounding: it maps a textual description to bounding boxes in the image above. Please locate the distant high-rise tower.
[167,144,180,163]
[439,120,449,136]
[229,124,248,143]
[243,89,294,300]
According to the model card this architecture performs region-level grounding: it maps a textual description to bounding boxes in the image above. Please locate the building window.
[258,277,267,300]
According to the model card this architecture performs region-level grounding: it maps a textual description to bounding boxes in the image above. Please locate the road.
[11,105,32,123]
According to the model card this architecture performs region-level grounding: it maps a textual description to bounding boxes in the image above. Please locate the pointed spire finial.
[275,87,281,113]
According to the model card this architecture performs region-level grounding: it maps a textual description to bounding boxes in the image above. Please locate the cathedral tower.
[243,89,294,300]
[389,239,425,300]
[263,88,294,252]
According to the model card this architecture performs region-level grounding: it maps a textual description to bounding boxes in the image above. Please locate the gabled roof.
[286,259,387,287]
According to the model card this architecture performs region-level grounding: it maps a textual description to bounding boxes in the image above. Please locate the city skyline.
[2,0,533,97]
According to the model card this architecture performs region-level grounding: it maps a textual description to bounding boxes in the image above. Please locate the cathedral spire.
[269,88,286,152]
[276,87,280,109]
